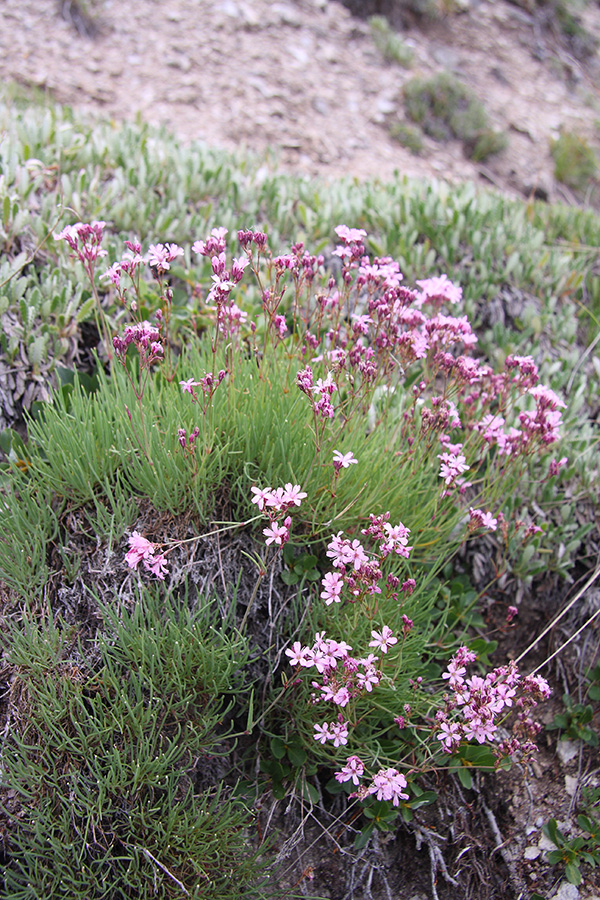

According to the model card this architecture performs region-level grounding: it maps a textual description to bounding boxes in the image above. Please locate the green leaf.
[303,782,319,804]
[457,768,473,790]
[565,862,582,886]
[270,737,286,760]
[286,745,307,767]
[409,790,437,810]
[282,543,296,566]
[325,776,345,795]
[272,781,287,801]
[354,822,374,850]
[280,570,299,585]
[297,554,318,572]
[543,819,561,846]
[74,295,96,323]
[587,684,600,701]
[469,637,498,665]
[577,814,595,833]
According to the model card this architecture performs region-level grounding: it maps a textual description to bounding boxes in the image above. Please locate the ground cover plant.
[0,91,599,898]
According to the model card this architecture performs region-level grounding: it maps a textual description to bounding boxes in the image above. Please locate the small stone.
[538,831,558,852]
[553,881,580,900]
[219,0,240,17]
[312,97,329,116]
[376,95,397,116]
[288,45,309,65]
[565,775,579,796]
[431,45,460,69]
[272,3,302,27]
[524,846,541,860]
[557,739,579,765]
[166,54,192,72]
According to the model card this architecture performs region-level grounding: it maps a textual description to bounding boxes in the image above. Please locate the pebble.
[565,774,579,796]
[553,882,580,900]
[272,3,302,27]
[557,739,579,765]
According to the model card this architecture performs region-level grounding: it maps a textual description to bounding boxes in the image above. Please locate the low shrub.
[403,70,507,161]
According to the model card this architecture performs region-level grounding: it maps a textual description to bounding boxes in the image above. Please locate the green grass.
[369,15,414,66]
[2,592,269,899]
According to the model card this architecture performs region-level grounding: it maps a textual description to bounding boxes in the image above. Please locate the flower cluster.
[125,531,169,580]
[251,483,307,547]
[319,513,413,606]
[112,320,164,364]
[193,227,249,329]
[147,242,184,275]
[296,366,338,421]
[468,507,498,532]
[286,630,384,709]
[54,220,108,266]
[436,646,551,759]
[179,370,227,414]
[335,758,409,807]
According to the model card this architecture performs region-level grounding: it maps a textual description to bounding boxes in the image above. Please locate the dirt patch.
[1,0,599,204]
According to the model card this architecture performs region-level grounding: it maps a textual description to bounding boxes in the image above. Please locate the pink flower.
[143,553,169,580]
[368,768,408,806]
[468,508,497,531]
[285,641,313,667]
[250,486,273,511]
[369,626,398,654]
[333,450,358,470]
[179,378,201,394]
[442,660,466,690]
[273,314,287,337]
[147,242,183,273]
[330,721,349,747]
[125,531,155,569]
[549,456,568,477]
[335,756,364,786]
[334,225,367,244]
[416,274,462,306]
[313,722,331,744]
[356,666,380,692]
[438,452,470,485]
[437,720,462,752]
[263,519,290,547]
[321,571,344,605]
[331,686,351,707]
[326,533,368,571]
[281,484,307,507]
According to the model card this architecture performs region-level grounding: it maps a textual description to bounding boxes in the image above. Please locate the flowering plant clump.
[59,219,560,824]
